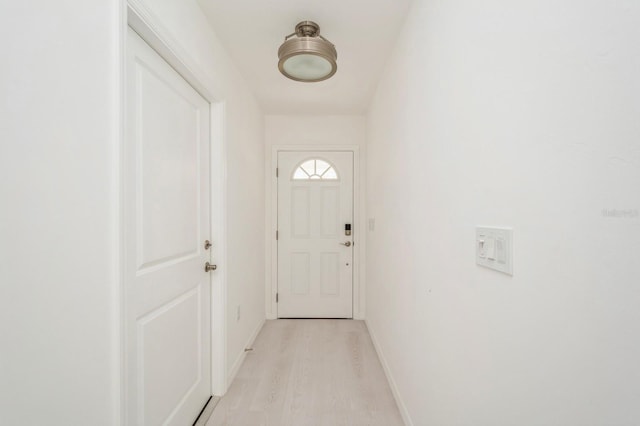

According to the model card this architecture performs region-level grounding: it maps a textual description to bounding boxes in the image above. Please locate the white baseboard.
[365,320,414,426]
[226,318,265,388]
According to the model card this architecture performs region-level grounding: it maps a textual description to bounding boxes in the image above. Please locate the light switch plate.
[476,227,513,275]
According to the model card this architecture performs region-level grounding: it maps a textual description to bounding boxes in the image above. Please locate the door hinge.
[276,168,279,178]
[276,230,279,240]
[276,293,279,303]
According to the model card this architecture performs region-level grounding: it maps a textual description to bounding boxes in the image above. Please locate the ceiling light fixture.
[278,21,337,83]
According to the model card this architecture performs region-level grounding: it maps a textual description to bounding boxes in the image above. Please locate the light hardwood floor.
[206,319,404,426]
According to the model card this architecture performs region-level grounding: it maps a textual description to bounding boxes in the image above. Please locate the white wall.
[366,1,640,425]
[0,1,121,424]
[0,0,264,423]
[264,115,367,319]
[128,0,266,387]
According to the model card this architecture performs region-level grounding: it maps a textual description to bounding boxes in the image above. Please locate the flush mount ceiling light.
[278,21,337,83]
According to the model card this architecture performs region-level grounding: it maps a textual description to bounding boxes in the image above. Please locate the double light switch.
[476,227,513,275]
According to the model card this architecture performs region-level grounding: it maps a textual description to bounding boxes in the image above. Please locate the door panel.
[320,253,339,295]
[320,187,339,237]
[291,252,311,295]
[291,187,310,237]
[126,28,211,426]
[137,63,201,268]
[277,151,353,318]
[138,288,201,426]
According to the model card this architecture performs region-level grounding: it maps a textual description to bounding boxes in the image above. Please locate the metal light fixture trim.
[278,21,338,83]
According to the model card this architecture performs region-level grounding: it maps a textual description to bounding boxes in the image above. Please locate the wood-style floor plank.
[207,320,404,426]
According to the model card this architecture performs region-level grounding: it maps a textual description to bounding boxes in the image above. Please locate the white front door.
[277,151,354,318]
[125,28,212,425]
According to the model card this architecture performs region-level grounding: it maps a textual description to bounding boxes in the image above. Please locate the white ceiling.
[197,0,412,114]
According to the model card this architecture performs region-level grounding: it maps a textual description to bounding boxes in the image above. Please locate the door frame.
[121,1,228,422]
[268,145,363,320]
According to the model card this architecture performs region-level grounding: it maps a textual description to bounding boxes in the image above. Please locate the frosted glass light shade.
[282,54,333,81]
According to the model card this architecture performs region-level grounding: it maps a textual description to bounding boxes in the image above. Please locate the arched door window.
[292,158,339,180]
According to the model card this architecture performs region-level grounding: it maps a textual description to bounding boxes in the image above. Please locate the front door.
[277,151,354,318]
[125,28,212,425]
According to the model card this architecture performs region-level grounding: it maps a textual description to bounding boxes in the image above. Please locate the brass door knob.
[340,241,352,247]
[205,262,217,272]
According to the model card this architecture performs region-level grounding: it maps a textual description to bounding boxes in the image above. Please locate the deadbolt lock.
[204,240,212,250]
[205,262,217,272]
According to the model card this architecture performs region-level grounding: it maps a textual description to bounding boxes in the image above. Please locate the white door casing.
[277,151,354,318]
[125,28,212,425]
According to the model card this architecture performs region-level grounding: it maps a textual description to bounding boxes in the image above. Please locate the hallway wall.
[0,0,264,423]
[365,1,640,425]
[0,1,121,424]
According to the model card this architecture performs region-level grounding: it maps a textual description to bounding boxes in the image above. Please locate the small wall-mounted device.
[345,223,352,236]
[476,227,513,275]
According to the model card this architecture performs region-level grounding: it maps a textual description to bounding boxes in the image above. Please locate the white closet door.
[125,28,211,426]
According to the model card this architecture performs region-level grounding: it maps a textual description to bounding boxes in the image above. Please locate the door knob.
[205,262,217,272]
[340,241,352,247]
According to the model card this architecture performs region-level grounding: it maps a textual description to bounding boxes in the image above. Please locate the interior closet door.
[125,27,212,425]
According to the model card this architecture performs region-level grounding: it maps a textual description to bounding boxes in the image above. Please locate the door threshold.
[277,317,354,320]
[193,395,220,426]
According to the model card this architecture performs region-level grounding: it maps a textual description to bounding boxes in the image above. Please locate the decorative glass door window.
[292,158,339,180]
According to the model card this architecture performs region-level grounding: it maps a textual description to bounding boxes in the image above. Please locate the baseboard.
[365,320,414,426]
[226,318,265,388]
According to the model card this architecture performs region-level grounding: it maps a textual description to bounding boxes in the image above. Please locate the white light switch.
[486,237,496,260]
[478,237,487,258]
[496,238,506,263]
[476,227,513,275]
